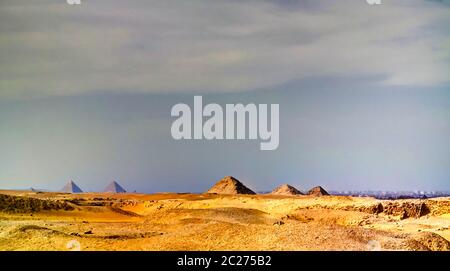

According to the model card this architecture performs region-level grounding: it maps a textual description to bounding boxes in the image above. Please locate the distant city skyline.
[1,0,449,193]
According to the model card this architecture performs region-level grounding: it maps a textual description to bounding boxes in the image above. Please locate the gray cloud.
[0,0,449,99]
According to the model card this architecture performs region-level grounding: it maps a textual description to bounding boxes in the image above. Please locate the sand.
[0,190,449,251]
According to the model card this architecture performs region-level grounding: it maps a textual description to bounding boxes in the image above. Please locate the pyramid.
[271,184,304,195]
[307,186,329,196]
[103,181,126,193]
[61,180,83,193]
[206,176,256,195]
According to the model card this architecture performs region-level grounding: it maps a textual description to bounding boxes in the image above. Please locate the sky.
[0,0,449,193]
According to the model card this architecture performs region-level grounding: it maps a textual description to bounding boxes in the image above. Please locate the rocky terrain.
[0,187,449,251]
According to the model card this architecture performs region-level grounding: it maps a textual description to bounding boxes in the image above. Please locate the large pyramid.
[307,186,329,196]
[61,180,83,193]
[103,181,126,193]
[206,176,256,195]
[271,184,304,195]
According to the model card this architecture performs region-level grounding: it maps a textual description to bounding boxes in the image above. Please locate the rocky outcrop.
[339,201,430,219]
[407,232,450,251]
[0,194,74,213]
[382,201,429,219]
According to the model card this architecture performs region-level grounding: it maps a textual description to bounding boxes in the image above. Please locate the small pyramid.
[103,181,126,193]
[61,180,83,193]
[307,186,329,196]
[206,176,256,195]
[271,184,304,195]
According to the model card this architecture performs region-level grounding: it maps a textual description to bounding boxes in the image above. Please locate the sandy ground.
[0,190,449,251]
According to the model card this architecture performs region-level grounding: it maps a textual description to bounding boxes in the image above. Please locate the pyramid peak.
[220,176,240,182]
[103,180,126,193]
[307,186,329,196]
[271,184,303,195]
[61,180,83,193]
[206,176,256,195]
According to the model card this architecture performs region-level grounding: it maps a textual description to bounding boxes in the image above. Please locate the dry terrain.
[0,190,449,251]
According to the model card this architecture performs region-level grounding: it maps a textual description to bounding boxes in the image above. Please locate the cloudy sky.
[0,0,449,192]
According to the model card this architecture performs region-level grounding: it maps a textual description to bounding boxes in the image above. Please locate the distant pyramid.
[61,180,83,193]
[206,176,256,195]
[103,181,126,193]
[307,186,329,196]
[271,184,304,195]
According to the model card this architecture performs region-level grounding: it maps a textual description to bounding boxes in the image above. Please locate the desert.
[0,177,449,251]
